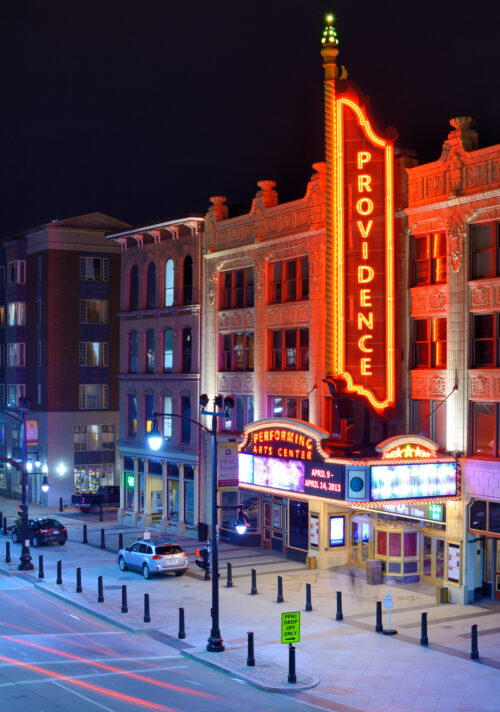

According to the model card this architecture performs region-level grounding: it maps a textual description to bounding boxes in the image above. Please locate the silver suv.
[118,538,189,579]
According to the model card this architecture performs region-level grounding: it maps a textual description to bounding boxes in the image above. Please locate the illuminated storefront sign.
[250,427,314,460]
[328,86,395,416]
[371,462,457,501]
[372,502,446,523]
[303,463,344,498]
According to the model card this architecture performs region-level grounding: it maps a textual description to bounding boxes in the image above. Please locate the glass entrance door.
[263,502,271,550]
[421,535,445,585]
[494,540,500,600]
[351,518,370,563]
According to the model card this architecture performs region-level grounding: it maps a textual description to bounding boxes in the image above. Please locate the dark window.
[489,502,500,534]
[269,396,310,421]
[129,265,139,311]
[163,328,173,372]
[182,328,192,373]
[146,262,156,309]
[412,233,447,285]
[128,332,137,373]
[220,332,254,371]
[270,257,309,303]
[221,395,254,432]
[470,222,500,279]
[127,395,137,438]
[145,330,155,373]
[219,268,254,310]
[471,402,496,457]
[469,500,487,530]
[412,318,446,368]
[471,313,497,366]
[411,399,447,450]
[270,329,309,371]
[181,396,191,443]
[183,256,193,305]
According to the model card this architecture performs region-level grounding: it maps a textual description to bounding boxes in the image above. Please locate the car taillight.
[62,528,67,532]
[82,497,85,502]
[151,555,162,560]
[39,529,49,533]
[181,552,188,558]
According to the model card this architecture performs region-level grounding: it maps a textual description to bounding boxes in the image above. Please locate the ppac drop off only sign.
[281,611,301,644]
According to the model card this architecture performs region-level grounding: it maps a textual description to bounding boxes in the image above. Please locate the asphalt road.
[0,571,321,712]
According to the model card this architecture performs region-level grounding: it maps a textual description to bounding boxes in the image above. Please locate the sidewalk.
[1,505,500,710]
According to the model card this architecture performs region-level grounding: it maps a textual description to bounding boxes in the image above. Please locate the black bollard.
[97,575,104,602]
[99,505,103,522]
[38,554,44,579]
[226,562,233,588]
[121,584,128,613]
[178,607,186,639]
[288,644,297,683]
[277,575,284,603]
[247,631,255,667]
[305,582,312,612]
[143,593,151,623]
[336,590,343,621]
[375,601,383,632]
[251,568,257,595]
[100,528,105,550]
[59,497,63,513]
[83,524,88,544]
[119,532,123,550]
[76,567,82,593]
[56,560,62,585]
[3,516,7,536]
[0,511,2,530]
[420,612,428,645]
[5,541,10,564]
[471,624,479,659]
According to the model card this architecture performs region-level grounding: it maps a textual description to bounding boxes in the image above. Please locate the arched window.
[146,262,156,309]
[165,259,174,307]
[145,330,155,373]
[182,327,192,373]
[183,255,193,305]
[129,264,139,311]
[128,331,137,373]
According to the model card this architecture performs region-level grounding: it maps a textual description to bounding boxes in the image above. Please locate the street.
[0,571,315,712]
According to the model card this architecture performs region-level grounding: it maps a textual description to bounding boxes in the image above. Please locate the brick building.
[0,213,126,506]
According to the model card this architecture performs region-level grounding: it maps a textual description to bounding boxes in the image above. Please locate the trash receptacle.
[436,586,449,603]
[198,522,208,541]
[365,559,383,585]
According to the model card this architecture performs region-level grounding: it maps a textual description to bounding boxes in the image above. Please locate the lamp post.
[1,398,34,570]
[148,393,234,653]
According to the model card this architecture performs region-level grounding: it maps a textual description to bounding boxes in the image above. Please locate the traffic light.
[195,547,210,571]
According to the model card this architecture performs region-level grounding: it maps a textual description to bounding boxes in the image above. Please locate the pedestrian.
[349,566,356,588]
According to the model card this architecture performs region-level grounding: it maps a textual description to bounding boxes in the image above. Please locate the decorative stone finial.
[209,196,228,222]
[321,14,339,47]
[256,180,278,208]
[448,116,478,152]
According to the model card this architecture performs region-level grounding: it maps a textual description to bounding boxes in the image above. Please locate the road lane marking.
[52,681,117,712]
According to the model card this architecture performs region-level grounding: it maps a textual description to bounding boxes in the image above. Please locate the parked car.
[12,517,68,547]
[117,538,189,579]
[71,485,120,513]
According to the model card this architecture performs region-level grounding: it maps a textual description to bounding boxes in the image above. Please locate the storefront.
[468,498,500,600]
[236,419,461,592]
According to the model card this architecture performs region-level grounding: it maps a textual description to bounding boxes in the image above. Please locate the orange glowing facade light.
[332,92,395,415]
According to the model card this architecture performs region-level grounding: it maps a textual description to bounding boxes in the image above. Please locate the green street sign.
[281,610,301,644]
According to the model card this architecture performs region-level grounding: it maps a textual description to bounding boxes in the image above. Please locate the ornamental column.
[321,15,340,378]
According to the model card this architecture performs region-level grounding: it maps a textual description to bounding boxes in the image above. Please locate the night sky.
[2,1,499,238]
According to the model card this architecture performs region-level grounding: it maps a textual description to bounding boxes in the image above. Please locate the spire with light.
[321,13,338,47]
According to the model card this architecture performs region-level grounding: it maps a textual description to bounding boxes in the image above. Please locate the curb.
[181,647,319,692]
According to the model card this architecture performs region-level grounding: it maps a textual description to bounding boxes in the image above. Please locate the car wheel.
[90,503,100,514]
[175,571,185,577]
[79,508,90,513]
[58,540,65,545]
[142,564,151,580]
[11,531,18,544]
[119,556,127,571]
[32,536,40,548]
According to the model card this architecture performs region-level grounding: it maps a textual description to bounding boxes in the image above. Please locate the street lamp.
[0,398,50,571]
[147,393,235,652]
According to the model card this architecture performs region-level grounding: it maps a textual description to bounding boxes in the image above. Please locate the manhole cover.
[104,585,122,590]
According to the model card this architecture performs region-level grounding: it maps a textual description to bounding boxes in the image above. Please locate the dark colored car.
[12,517,68,547]
[71,485,120,513]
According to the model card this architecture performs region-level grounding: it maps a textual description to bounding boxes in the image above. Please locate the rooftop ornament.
[321,13,339,46]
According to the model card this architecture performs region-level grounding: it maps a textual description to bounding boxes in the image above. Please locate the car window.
[155,545,183,555]
[47,519,61,527]
[139,544,149,554]
[130,543,141,552]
